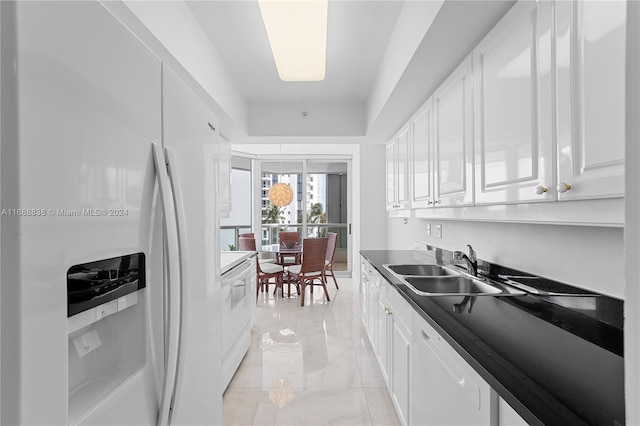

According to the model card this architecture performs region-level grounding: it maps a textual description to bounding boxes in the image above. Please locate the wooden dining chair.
[286,238,329,306]
[278,231,301,266]
[323,232,339,289]
[238,233,275,264]
[239,237,284,298]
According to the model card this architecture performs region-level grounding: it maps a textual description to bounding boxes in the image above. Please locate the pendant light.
[268,182,293,206]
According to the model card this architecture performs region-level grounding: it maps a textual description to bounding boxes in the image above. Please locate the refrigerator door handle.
[163,147,190,423]
[152,143,182,426]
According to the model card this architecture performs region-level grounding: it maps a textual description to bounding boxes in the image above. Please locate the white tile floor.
[223,277,401,426]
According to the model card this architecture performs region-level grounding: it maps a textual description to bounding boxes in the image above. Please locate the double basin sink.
[383,264,525,297]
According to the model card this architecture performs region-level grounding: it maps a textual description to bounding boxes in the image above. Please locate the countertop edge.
[221,251,256,275]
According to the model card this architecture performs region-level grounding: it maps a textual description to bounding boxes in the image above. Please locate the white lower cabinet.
[377,279,412,425]
[411,310,492,425]
[377,288,391,384]
[360,257,412,425]
[498,397,528,426]
[389,289,411,425]
[361,258,380,346]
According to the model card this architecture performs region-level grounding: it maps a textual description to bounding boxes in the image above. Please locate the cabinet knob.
[427,200,433,205]
[434,199,440,205]
[535,185,547,195]
[557,182,572,193]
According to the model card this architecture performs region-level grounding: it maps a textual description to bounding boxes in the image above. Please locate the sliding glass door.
[259,159,351,275]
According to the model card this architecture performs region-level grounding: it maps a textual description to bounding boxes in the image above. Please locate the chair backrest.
[279,231,300,245]
[238,232,254,239]
[325,232,338,263]
[238,237,256,251]
[300,238,328,274]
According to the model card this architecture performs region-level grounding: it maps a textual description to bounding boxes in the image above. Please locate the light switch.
[435,224,442,238]
[426,224,431,236]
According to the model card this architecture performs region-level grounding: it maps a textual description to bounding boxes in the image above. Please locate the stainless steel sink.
[384,264,460,277]
[404,276,503,296]
[498,275,598,297]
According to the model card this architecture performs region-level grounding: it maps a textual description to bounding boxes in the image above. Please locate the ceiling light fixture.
[258,0,328,82]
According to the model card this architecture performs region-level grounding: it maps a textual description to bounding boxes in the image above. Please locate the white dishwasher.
[221,255,256,389]
[411,310,492,425]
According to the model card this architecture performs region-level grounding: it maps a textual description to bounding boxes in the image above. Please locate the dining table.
[262,243,302,266]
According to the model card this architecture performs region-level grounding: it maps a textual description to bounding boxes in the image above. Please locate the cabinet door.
[473,0,554,204]
[391,314,411,426]
[386,140,397,210]
[411,99,435,208]
[434,55,474,207]
[556,0,626,200]
[397,125,411,209]
[377,295,390,385]
[360,258,369,328]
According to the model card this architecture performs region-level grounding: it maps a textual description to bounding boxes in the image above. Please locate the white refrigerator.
[0,1,223,424]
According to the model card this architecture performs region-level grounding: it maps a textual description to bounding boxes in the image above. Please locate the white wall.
[387,217,624,299]
[358,144,387,250]
[367,1,443,128]
[625,1,639,423]
[220,168,251,227]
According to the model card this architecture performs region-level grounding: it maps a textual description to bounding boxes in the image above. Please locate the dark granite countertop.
[360,249,624,426]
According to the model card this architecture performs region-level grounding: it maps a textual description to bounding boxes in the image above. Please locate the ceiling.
[184,1,515,144]
[188,1,403,104]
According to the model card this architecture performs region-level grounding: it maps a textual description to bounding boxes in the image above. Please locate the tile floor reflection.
[223,278,401,426]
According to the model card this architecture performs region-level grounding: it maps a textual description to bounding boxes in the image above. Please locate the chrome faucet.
[453,244,478,276]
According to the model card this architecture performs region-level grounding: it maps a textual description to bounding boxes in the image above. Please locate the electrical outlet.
[426,224,431,236]
[435,224,442,238]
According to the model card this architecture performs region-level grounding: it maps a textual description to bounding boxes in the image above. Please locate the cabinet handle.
[557,182,572,193]
[535,185,547,195]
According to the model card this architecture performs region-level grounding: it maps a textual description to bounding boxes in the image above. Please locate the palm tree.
[307,202,326,224]
[307,202,326,237]
[262,204,284,224]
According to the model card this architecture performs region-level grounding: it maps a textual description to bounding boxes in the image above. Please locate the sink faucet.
[453,244,478,276]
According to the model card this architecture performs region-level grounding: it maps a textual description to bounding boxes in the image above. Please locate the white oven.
[221,255,256,388]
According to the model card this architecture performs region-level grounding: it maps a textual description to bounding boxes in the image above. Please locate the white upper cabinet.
[411,99,435,209]
[556,0,626,200]
[397,126,410,209]
[434,55,474,207]
[386,140,397,210]
[387,125,411,211]
[473,0,554,204]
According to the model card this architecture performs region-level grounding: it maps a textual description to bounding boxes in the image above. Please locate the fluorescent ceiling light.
[258,0,328,82]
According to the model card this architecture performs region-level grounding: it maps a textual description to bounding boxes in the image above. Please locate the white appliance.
[220,253,256,388]
[0,2,223,425]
